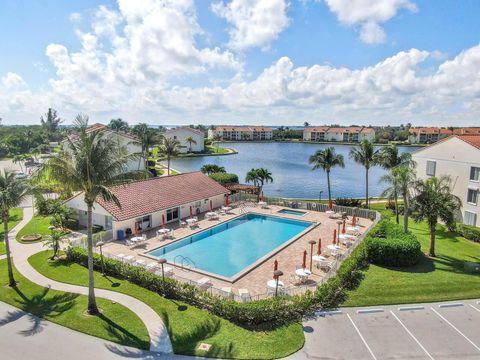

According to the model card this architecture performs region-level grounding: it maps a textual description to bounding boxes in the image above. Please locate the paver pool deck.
[102,203,374,299]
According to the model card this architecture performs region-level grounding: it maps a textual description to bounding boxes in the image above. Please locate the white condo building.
[208,126,273,141]
[163,127,205,153]
[412,135,480,227]
[303,126,375,142]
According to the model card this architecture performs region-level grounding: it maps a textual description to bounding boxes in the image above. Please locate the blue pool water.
[277,209,307,216]
[147,213,313,278]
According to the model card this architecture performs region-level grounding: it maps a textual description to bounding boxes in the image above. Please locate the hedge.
[209,172,239,185]
[364,220,422,267]
[456,223,480,242]
[65,240,369,326]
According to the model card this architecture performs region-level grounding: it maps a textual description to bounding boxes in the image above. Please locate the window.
[470,167,480,181]
[467,189,478,205]
[426,160,436,176]
[166,208,179,222]
[464,211,477,226]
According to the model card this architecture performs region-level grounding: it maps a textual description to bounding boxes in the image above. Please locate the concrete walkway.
[8,206,173,354]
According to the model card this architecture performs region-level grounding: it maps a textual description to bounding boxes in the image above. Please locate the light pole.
[273,270,283,297]
[336,220,342,244]
[318,191,323,206]
[96,241,105,276]
[158,258,168,295]
[308,239,316,272]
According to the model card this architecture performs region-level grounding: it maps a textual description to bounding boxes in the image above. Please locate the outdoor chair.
[238,288,251,302]
[195,277,212,289]
[220,287,234,299]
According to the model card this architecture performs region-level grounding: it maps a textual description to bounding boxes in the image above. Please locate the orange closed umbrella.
[342,219,346,234]
[134,222,138,237]
[328,199,333,210]
[225,194,229,206]
[273,260,278,279]
[333,229,337,244]
[352,214,356,227]
[317,238,322,255]
[302,250,307,269]
[190,206,193,218]
[162,214,166,228]
[210,200,213,211]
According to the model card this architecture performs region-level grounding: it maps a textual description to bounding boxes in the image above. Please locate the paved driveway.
[290,299,480,360]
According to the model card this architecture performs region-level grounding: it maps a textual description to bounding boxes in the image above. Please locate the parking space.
[289,300,480,360]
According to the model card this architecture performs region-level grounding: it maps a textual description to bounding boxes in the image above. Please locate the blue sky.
[1,0,480,126]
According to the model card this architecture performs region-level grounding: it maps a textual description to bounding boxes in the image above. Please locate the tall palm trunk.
[403,193,409,233]
[365,166,369,208]
[393,188,399,224]
[326,170,332,204]
[3,212,15,286]
[86,202,99,315]
[428,223,436,257]
[167,155,171,176]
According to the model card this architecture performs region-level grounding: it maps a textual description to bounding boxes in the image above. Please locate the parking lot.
[289,299,480,360]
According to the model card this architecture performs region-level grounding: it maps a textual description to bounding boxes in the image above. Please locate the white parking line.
[390,310,435,360]
[470,304,480,313]
[431,307,480,352]
[346,313,377,360]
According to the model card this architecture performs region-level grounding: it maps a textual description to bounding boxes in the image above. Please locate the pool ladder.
[173,255,196,271]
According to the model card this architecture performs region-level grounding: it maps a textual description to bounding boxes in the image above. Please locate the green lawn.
[16,214,53,243]
[0,259,149,349]
[0,208,24,254]
[344,204,480,307]
[206,145,231,154]
[29,250,304,359]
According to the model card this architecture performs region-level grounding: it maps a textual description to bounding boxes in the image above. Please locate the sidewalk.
[7,206,173,354]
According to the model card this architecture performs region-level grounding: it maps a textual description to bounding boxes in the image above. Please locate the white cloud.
[2,1,480,127]
[324,0,417,44]
[1,72,26,89]
[69,12,83,22]
[211,0,290,50]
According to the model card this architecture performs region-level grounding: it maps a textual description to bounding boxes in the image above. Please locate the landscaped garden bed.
[20,234,42,242]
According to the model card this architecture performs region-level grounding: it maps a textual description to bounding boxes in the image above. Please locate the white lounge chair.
[146,262,158,272]
[221,287,234,299]
[238,288,250,302]
[135,259,146,267]
[123,255,136,264]
[195,277,212,289]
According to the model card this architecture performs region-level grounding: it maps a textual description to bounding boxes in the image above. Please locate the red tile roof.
[453,128,480,135]
[457,135,480,150]
[215,126,273,132]
[304,127,330,133]
[69,172,229,221]
[165,127,204,136]
[409,127,453,135]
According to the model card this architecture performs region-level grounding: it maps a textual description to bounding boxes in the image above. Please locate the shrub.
[35,197,64,216]
[365,220,421,267]
[209,172,239,185]
[92,224,103,233]
[334,198,363,207]
[457,223,480,242]
[65,238,370,326]
[63,218,79,231]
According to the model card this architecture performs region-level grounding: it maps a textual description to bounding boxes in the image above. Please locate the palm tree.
[41,114,139,314]
[304,121,310,127]
[256,168,273,198]
[245,168,259,187]
[43,228,66,259]
[185,136,197,153]
[13,154,29,173]
[395,165,416,233]
[40,108,63,141]
[108,118,129,133]
[0,170,31,286]
[213,134,222,151]
[379,144,414,169]
[132,123,156,170]
[349,140,381,207]
[411,176,461,257]
[380,171,401,224]
[309,147,345,205]
[200,164,226,175]
[159,137,180,176]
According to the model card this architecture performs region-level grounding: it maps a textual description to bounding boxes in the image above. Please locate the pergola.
[224,183,260,195]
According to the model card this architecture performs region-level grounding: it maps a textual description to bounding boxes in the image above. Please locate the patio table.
[258,201,267,208]
[205,212,218,219]
[325,210,335,215]
[186,218,197,226]
[295,268,312,277]
[130,236,144,244]
[327,244,341,250]
[222,206,232,212]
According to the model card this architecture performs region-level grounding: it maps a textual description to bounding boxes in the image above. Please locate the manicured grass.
[344,203,480,306]
[16,214,53,243]
[0,259,149,349]
[0,208,24,255]
[29,250,304,359]
[206,145,231,154]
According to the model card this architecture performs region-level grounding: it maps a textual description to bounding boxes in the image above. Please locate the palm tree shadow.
[9,285,78,336]
[377,255,436,274]
[100,313,150,350]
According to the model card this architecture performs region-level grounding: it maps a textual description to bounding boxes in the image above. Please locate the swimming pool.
[146,213,314,280]
[277,209,307,216]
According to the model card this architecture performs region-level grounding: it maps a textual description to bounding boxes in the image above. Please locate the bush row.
[364,219,422,267]
[334,198,363,207]
[456,223,480,243]
[66,240,369,326]
[208,172,239,185]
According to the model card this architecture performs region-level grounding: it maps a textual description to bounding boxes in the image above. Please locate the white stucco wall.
[164,128,205,153]
[412,136,480,226]
[65,195,113,230]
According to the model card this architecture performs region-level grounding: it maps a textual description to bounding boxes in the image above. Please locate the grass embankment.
[0,259,149,349]
[0,208,24,254]
[16,214,53,243]
[29,250,304,359]
[205,145,232,154]
[344,203,480,306]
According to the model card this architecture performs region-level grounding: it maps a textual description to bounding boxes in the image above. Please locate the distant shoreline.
[214,139,426,147]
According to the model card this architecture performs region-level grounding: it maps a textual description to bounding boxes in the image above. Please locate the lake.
[169,142,419,199]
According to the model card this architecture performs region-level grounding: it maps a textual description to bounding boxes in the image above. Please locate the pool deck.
[101,203,374,300]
